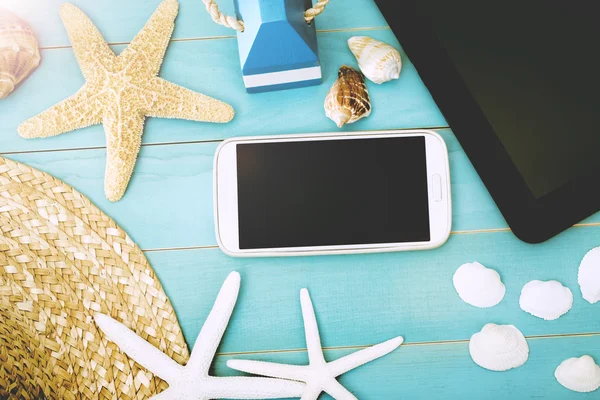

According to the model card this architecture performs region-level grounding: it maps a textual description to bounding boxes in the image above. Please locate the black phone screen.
[236,137,431,249]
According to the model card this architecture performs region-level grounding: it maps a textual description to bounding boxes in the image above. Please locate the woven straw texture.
[0,157,190,399]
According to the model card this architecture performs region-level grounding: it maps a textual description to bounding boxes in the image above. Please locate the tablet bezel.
[375,0,600,243]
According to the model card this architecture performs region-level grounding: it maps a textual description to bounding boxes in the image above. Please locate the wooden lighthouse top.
[235,0,321,80]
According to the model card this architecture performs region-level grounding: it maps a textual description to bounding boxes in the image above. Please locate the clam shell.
[469,323,529,372]
[519,280,573,321]
[453,262,505,308]
[348,36,401,84]
[0,9,41,99]
[324,65,371,128]
[555,355,600,393]
[578,246,600,304]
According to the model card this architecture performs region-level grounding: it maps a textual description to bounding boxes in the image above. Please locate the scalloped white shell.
[469,324,529,372]
[578,247,600,304]
[519,280,573,321]
[555,355,600,393]
[348,36,402,84]
[0,9,40,99]
[453,262,505,308]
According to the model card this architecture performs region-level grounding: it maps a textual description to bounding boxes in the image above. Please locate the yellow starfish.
[18,0,234,201]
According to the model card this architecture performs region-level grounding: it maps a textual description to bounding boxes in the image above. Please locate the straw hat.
[0,157,189,399]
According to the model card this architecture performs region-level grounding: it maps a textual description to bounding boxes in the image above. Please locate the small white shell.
[0,9,41,99]
[469,323,529,372]
[555,355,600,393]
[578,247,600,304]
[453,262,505,308]
[348,36,402,84]
[519,280,573,321]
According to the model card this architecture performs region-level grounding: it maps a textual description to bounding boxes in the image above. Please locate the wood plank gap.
[144,245,219,253]
[573,222,600,229]
[0,145,108,156]
[526,332,600,341]
[214,332,600,358]
[316,26,390,33]
[451,228,512,235]
[40,36,238,50]
[38,26,391,51]
[139,222,595,252]
[450,222,600,236]
[0,126,451,156]
[0,139,222,156]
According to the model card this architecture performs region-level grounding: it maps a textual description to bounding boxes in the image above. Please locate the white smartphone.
[214,130,451,257]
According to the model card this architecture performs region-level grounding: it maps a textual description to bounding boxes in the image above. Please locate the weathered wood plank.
[1,0,389,48]
[211,335,600,399]
[146,226,600,353]
[0,30,446,153]
[7,129,600,250]
[3,128,511,251]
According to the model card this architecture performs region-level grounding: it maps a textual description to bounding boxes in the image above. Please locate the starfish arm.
[103,106,145,201]
[300,386,322,400]
[59,4,116,80]
[207,377,305,399]
[328,336,404,377]
[324,380,358,400]
[227,360,307,381]
[145,77,235,123]
[94,313,185,384]
[300,289,326,365]
[186,272,241,374]
[18,86,104,139]
[120,0,178,77]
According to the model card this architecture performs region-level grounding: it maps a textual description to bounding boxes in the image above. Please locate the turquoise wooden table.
[2,0,600,398]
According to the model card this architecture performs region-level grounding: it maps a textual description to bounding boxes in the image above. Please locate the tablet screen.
[416,1,600,198]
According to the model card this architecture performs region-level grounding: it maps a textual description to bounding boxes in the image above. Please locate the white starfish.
[94,272,304,400]
[228,289,404,400]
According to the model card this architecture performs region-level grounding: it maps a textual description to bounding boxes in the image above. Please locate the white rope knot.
[202,0,330,31]
[202,0,245,31]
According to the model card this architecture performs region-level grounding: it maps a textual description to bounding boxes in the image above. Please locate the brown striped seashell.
[348,36,402,84]
[324,65,371,128]
[0,9,41,99]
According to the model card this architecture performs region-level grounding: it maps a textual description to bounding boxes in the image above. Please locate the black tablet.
[375,0,600,243]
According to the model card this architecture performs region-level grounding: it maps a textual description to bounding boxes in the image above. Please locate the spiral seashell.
[0,9,41,99]
[348,36,401,84]
[324,65,371,128]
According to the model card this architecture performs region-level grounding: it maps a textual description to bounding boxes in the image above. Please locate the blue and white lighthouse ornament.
[202,0,329,93]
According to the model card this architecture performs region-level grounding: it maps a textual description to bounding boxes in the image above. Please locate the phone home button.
[433,174,443,202]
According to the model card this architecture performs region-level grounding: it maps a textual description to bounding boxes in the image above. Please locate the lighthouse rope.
[201,0,330,31]
[304,0,330,24]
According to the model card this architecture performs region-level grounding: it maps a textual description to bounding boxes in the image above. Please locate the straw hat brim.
[0,157,189,399]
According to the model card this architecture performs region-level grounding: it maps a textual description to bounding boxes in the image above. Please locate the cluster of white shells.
[453,250,600,392]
